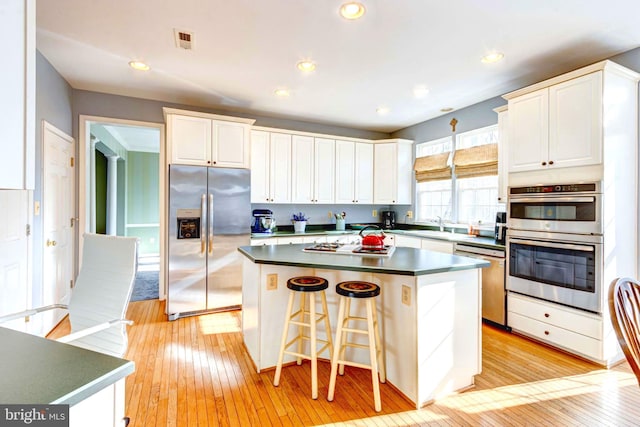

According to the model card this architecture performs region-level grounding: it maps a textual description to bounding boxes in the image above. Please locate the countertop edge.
[52,360,135,406]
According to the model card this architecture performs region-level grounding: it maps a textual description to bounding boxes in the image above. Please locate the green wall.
[95,150,107,234]
[126,151,159,255]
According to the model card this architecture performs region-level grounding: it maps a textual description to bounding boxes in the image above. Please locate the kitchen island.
[0,326,134,426]
[239,244,489,408]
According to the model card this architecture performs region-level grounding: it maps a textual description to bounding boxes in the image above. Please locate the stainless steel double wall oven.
[506,183,603,313]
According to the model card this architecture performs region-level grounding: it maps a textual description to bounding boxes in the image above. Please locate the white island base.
[241,256,482,408]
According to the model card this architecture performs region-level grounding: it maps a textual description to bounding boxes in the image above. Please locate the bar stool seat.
[328,281,385,412]
[273,276,333,399]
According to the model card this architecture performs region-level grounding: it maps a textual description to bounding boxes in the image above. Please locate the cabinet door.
[394,235,421,248]
[354,143,374,204]
[314,138,335,203]
[169,115,211,166]
[374,143,397,204]
[0,0,35,189]
[508,89,548,172]
[335,140,355,204]
[212,120,249,168]
[496,109,509,203]
[269,133,292,203]
[421,238,453,254]
[291,135,315,203]
[250,131,270,203]
[548,72,602,169]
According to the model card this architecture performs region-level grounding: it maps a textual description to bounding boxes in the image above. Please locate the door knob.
[46,239,57,247]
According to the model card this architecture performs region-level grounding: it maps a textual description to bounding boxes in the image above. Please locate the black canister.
[494,212,507,244]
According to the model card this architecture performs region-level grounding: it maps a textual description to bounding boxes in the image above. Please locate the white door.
[42,122,75,334]
[169,114,211,166]
[250,130,270,203]
[0,190,30,332]
[291,135,314,203]
[269,133,292,203]
[508,88,549,172]
[313,138,335,203]
[373,143,397,204]
[212,121,249,168]
[354,142,374,204]
[335,140,355,204]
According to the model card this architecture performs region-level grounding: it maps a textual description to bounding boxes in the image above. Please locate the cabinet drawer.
[509,311,602,361]
[508,293,601,339]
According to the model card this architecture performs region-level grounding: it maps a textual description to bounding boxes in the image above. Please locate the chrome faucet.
[437,216,444,232]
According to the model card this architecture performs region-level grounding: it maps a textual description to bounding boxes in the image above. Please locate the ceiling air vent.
[174,29,194,50]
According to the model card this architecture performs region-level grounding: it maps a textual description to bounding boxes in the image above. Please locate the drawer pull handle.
[544,313,550,318]
[544,330,550,335]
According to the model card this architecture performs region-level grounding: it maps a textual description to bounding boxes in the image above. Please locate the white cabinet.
[335,141,374,204]
[494,105,508,203]
[0,0,35,189]
[165,109,254,168]
[508,293,603,362]
[291,136,335,203]
[506,72,602,173]
[394,235,422,249]
[421,238,454,254]
[250,131,292,203]
[373,140,413,204]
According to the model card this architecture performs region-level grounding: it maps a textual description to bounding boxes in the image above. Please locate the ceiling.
[90,122,160,153]
[37,0,640,133]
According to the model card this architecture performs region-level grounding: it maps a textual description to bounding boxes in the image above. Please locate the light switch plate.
[372,209,378,217]
[267,274,278,291]
[402,285,411,306]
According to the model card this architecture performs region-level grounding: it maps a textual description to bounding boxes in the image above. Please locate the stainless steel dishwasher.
[454,243,507,327]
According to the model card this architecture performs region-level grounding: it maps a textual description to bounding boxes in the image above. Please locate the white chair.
[0,233,138,358]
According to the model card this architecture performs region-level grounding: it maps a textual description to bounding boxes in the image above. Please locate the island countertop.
[238,243,489,276]
[0,326,134,405]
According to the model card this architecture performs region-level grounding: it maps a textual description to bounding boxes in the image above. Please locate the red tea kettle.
[359,225,386,250]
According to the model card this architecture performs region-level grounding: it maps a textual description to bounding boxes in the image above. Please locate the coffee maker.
[252,209,276,233]
[494,212,507,244]
[381,210,396,229]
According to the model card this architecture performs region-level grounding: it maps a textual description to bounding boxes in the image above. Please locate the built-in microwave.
[508,183,601,235]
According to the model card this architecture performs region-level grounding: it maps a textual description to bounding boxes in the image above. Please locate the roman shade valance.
[414,152,451,183]
[452,144,498,179]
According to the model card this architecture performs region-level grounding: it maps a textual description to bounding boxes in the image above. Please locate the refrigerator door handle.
[208,193,214,253]
[200,194,207,254]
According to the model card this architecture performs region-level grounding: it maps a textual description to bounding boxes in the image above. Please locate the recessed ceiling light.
[128,60,150,71]
[481,52,504,64]
[413,85,429,98]
[297,60,316,72]
[440,107,454,112]
[274,88,290,97]
[376,106,390,115]
[340,2,366,20]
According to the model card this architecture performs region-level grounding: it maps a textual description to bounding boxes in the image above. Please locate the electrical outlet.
[402,285,411,306]
[328,211,333,219]
[267,274,278,291]
[406,210,413,219]
[372,209,378,217]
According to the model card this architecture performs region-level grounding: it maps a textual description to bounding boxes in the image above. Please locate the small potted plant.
[292,212,309,233]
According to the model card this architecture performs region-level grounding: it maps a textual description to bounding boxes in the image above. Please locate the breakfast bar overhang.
[238,244,489,408]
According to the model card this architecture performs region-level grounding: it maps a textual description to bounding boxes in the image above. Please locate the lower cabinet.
[507,293,603,362]
[394,235,454,254]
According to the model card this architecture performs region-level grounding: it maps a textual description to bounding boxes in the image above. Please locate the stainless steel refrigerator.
[167,165,250,320]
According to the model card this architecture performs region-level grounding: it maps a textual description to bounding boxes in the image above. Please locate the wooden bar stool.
[273,276,333,399]
[327,281,386,412]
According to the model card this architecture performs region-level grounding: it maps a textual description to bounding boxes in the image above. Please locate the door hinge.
[70,157,75,167]
[26,224,31,236]
[70,217,75,227]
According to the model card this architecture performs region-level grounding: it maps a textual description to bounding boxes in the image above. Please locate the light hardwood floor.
[51,299,640,426]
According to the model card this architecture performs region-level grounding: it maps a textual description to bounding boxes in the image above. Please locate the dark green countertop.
[238,244,489,276]
[0,327,134,405]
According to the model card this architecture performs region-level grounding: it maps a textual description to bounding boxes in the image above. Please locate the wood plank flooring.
[50,299,640,426]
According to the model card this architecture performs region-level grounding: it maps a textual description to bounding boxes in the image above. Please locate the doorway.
[78,116,165,300]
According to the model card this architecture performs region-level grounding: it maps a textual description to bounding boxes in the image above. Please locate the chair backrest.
[608,277,640,386]
[68,233,138,357]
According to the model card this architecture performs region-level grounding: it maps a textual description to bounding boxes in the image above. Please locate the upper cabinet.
[250,131,291,203]
[373,140,413,204]
[165,108,255,168]
[0,0,35,189]
[494,105,508,203]
[335,141,374,204]
[291,136,335,203]
[504,62,640,176]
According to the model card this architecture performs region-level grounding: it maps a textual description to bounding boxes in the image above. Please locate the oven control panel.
[510,183,597,195]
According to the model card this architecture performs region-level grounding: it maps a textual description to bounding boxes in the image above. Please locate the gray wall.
[34,51,73,307]
[71,90,390,142]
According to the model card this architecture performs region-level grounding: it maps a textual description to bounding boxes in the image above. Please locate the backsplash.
[251,204,412,229]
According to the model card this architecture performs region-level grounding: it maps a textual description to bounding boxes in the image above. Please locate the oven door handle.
[509,238,594,252]
[510,196,595,203]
